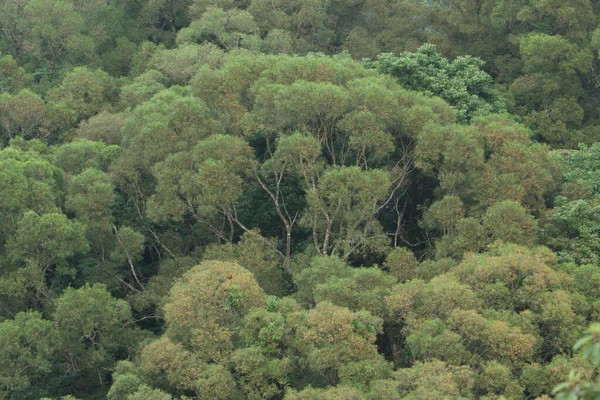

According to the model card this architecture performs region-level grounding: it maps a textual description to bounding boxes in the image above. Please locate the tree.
[53,284,142,393]
[65,168,116,263]
[194,53,421,263]
[4,211,89,299]
[383,247,418,282]
[107,361,149,400]
[125,256,197,317]
[0,90,47,143]
[75,111,127,145]
[119,70,167,108]
[177,7,261,51]
[254,133,321,272]
[22,0,92,73]
[111,225,146,290]
[0,0,31,66]
[553,323,600,399]
[301,166,391,260]
[284,385,365,399]
[367,44,506,123]
[293,255,354,306]
[313,266,396,318]
[66,168,114,222]
[120,86,221,169]
[148,134,258,245]
[203,230,287,296]
[562,143,600,196]
[246,0,330,53]
[482,200,537,246]
[127,386,173,400]
[510,33,592,147]
[149,44,224,86]
[162,260,266,347]
[415,114,560,218]
[138,0,193,44]
[47,67,116,121]
[53,139,119,175]
[1,13,596,398]
[230,346,289,399]
[386,360,475,399]
[542,144,600,264]
[292,301,390,386]
[0,148,63,244]
[0,54,31,93]
[0,312,56,398]
[135,261,266,398]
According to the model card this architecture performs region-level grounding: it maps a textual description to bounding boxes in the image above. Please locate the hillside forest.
[5,0,600,399]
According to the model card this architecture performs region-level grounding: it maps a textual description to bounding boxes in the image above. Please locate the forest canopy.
[2,0,600,399]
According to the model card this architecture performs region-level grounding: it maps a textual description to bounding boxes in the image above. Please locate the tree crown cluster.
[2,0,600,399]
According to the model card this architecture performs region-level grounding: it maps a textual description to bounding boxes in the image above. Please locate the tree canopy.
[1,1,600,399]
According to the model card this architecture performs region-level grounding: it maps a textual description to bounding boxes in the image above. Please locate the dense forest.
[4,0,600,399]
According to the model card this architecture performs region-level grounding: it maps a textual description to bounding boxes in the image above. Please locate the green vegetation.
[2,0,600,399]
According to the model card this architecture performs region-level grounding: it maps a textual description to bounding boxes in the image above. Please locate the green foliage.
[178,7,261,51]
[54,139,119,175]
[543,145,600,264]
[0,7,598,397]
[543,197,600,265]
[0,55,31,94]
[203,230,287,296]
[563,144,600,196]
[0,312,56,395]
[0,90,46,143]
[553,323,600,399]
[0,148,63,243]
[294,255,354,306]
[150,44,224,86]
[66,168,114,221]
[107,361,147,400]
[482,200,537,247]
[147,134,257,239]
[416,116,560,215]
[120,87,221,169]
[2,211,88,302]
[392,360,475,399]
[230,346,289,399]
[284,385,365,399]
[302,166,391,260]
[48,67,116,121]
[162,260,266,346]
[127,386,173,400]
[367,44,506,122]
[384,247,418,282]
[136,261,268,398]
[75,111,126,145]
[293,301,389,385]
[53,283,142,389]
[119,70,168,109]
[22,0,91,72]
[314,266,396,318]
[126,256,198,315]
